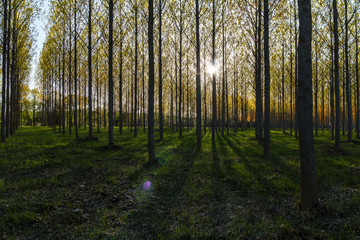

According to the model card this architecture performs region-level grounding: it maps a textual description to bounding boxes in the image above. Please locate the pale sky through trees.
[30,1,49,90]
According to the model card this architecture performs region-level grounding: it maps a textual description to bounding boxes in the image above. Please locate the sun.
[206,63,219,75]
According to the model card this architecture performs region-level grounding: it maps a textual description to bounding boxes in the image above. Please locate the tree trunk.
[345,0,352,141]
[69,6,72,136]
[211,0,216,142]
[142,51,146,133]
[134,2,138,138]
[148,0,156,163]
[108,0,114,148]
[356,22,359,139]
[264,0,270,159]
[334,0,340,151]
[294,0,299,138]
[290,9,293,136]
[315,48,318,136]
[96,52,100,133]
[297,0,318,209]
[6,5,11,137]
[119,32,123,135]
[330,27,334,140]
[221,9,225,137]
[88,0,94,138]
[179,0,183,137]
[74,0,79,138]
[282,41,285,133]
[256,0,263,143]
[158,0,164,141]
[204,44,207,134]
[62,36,65,134]
[322,82,325,132]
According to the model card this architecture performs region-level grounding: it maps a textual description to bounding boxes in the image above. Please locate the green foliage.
[0,127,359,239]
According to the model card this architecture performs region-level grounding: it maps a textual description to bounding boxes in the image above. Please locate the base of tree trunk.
[98,145,123,151]
[75,136,99,142]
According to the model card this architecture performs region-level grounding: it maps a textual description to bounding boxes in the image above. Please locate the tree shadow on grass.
[222,133,299,199]
[205,134,229,238]
[120,135,198,239]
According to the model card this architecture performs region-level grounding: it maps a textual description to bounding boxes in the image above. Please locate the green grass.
[0,126,359,239]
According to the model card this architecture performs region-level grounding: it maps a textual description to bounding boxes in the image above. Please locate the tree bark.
[221,9,225,137]
[282,41,285,134]
[315,47,318,136]
[211,0,216,142]
[74,0,79,138]
[158,0,163,141]
[356,21,359,139]
[345,0,352,141]
[297,0,318,209]
[134,2,138,138]
[119,29,123,135]
[88,0,94,138]
[148,0,156,163]
[334,0,340,152]
[69,5,72,136]
[108,0,114,148]
[1,0,8,142]
[179,0,183,137]
[264,0,270,159]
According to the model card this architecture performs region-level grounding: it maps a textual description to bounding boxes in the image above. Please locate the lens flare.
[143,181,151,191]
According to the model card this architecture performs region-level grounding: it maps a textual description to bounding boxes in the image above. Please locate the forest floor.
[0,126,359,239]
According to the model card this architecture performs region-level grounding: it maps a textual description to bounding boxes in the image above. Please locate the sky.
[29,1,49,90]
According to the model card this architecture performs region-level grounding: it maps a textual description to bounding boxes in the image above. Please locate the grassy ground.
[0,126,359,239]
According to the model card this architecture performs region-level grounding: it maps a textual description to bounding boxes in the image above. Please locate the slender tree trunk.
[290,10,293,135]
[342,52,345,136]
[234,58,238,132]
[158,0,163,141]
[204,44,207,134]
[87,0,94,138]
[330,28,334,140]
[134,3,138,138]
[256,0,263,143]
[171,78,174,131]
[119,34,123,135]
[69,7,72,136]
[79,74,81,129]
[10,7,17,135]
[175,52,178,132]
[142,52,145,133]
[187,62,190,132]
[282,41,285,133]
[179,0,183,137]
[74,0,78,138]
[264,0,270,158]
[148,0,155,163]
[294,0,299,138]
[108,0,114,147]
[62,37,65,135]
[5,5,11,137]
[315,48,318,136]
[226,71,229,134]
[297,0,318,209]
[59,62,62,133]
[96,52,100,133]
[345,0,352,141]
[221,9,225,137]
[356,22,359,139]
[211,0,216,142]
[321,82,324,132]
